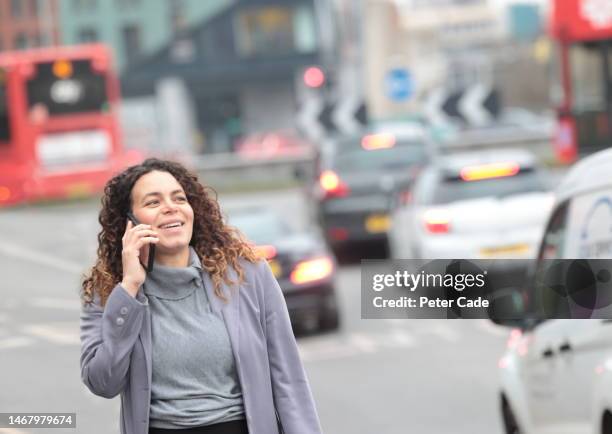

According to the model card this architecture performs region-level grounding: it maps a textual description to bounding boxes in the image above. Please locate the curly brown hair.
[81,158,260,307]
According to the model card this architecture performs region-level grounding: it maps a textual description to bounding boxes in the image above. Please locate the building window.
[78,27,98,43]
[235,6,317,58]
[14,33,28,49]
[122,24,141,60]
[11,0,24,17]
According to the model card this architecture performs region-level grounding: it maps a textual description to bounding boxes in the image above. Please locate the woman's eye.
[176,196,187,202]
[146,200,159,206]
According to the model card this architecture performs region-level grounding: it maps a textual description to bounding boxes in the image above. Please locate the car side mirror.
[487,286,535,330]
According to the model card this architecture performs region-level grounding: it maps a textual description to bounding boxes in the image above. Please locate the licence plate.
[268,259,282,278]
[365,214,391,233]
[480,243,530,258]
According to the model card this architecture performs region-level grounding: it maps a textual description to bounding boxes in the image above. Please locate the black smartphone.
[127,211,155,273]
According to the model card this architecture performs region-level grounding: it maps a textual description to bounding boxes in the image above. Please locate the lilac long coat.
[80,259,323,434]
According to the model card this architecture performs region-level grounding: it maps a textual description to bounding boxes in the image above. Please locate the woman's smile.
[158,221,185,233]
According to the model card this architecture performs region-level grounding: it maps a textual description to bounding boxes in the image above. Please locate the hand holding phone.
[121,213,158,296]
[127,212,156,273]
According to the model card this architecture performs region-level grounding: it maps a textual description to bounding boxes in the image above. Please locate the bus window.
[25,60,108,116]
[0,70,9,143]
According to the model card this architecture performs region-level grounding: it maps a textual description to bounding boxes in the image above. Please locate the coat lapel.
[137,289,153,387]
[201,270,241,363]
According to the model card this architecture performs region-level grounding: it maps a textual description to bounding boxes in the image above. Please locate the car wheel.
[501,397,522,434]
[601,410,612,434]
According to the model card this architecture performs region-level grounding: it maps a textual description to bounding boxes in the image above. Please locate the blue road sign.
[385,68,413,102]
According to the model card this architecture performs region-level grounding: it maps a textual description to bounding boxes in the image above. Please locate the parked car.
[228,207,340,333]
[389,149,553,276]
[491,148,612,434]
[313,123,434,257]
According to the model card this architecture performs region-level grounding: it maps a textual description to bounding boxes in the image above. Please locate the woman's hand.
[121,220,159,297]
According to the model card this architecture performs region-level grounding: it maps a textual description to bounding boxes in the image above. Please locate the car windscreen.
[230,212,293,245]
[430,169,548,205]
[333,141,427,172]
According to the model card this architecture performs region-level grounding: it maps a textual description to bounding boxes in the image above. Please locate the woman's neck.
[155,247,190,268]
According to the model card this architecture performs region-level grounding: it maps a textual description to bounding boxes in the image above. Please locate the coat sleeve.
[259,260,324,434]
[80,284,147,399]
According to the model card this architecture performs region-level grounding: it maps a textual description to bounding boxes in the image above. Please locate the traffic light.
[303,66,325,89]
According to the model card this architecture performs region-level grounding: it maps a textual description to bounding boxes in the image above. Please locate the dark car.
[228,207,340,333]
[313,123,434,257]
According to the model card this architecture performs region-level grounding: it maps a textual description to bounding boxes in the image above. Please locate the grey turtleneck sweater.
[143,247,245,429]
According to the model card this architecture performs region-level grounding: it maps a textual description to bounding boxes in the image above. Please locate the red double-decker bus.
[551,0,612,163]
[0,44,140,207]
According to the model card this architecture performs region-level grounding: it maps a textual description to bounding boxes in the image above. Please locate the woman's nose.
[161,200,179,213]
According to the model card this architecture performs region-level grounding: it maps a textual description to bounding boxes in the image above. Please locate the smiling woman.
[79,158,323,434]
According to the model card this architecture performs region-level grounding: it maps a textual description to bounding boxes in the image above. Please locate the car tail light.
[319,170,349,198]
[460,162,520,181]
[255,244,277,260]
[290,256,334,285]
[361,133,396,150]
[328,227,349,241]
[423,209,451,234]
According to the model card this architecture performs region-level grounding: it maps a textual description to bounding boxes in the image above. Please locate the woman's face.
[130,170,194,255]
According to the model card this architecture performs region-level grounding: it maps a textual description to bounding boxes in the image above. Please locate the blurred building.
[0,0,60,51]
[58,0,233,70]
[363,0,552,120]
[365,0,506,119]
[121,0,327,154]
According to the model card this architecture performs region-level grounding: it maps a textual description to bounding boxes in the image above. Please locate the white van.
[494,148,612,434]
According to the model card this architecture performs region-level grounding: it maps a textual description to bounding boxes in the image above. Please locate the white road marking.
[347,333,378,353]
[0,240,83,274]
[20,323,80,345]
[383,329,417,347]
[299,337,361,363]
[0,337,35,350]
[299,328,420,363]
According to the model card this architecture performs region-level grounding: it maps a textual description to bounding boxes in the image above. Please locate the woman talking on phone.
[80,158,323,434]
